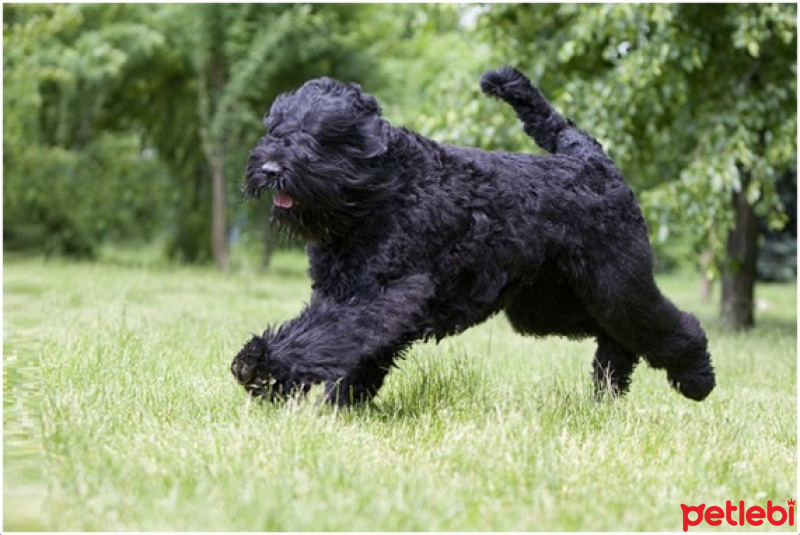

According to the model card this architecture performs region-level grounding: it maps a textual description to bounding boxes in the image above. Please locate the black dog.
[231,67,715,405]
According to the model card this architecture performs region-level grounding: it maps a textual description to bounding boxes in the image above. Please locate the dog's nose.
[261,162,281,176]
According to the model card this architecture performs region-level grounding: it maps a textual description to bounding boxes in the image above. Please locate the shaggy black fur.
[232,66,716,405]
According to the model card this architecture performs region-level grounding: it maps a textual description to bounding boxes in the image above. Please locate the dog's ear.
[289,78,390,159]
[355,90,381,116]
[359,116,390,158]
[350,88,388,157]
[304,106,389,159]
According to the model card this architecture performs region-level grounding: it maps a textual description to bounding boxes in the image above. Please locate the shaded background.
[3,3,797,329]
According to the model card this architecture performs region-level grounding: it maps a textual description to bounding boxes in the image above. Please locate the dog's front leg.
[231,273,434,404]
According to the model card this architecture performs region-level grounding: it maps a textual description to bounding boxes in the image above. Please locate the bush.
[4,133,171,258]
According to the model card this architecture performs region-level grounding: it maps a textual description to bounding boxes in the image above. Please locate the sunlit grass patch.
[4,252,796,531]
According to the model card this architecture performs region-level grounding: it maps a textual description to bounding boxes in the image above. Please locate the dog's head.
[245,77,395,241]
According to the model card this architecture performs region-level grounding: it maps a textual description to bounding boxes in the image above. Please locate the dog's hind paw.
[667,359,716,402]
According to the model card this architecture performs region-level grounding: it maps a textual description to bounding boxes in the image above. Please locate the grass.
[4,251,797,531]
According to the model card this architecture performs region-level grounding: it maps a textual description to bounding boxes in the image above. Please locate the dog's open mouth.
[273,192,294,209]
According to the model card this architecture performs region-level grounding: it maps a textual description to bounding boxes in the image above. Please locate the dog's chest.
[307,245,389,301]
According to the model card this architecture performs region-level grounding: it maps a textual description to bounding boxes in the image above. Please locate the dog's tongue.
[273,193,294,209]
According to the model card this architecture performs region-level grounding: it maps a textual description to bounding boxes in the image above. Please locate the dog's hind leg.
[579,266,716,401]
[592,333,640,399]
[640,307,716,402]
[505,284,639,399]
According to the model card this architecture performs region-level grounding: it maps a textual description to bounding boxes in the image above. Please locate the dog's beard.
[263,175,349,242]
[243,155,322,239]
[271,198,354,243]
[245,152,386,243]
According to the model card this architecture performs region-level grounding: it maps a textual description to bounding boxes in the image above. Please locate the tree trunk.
[721,184,759,329]
[210,147,228,270]
[198,64,229,271]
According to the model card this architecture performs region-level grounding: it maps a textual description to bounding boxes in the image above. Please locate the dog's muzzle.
[261,161,281,177]
[247,161,282,199]
[258,162,296,209]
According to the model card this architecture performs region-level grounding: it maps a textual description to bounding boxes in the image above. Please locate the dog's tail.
[480,66,603,157]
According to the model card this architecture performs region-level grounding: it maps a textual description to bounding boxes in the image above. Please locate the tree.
[3,4,173,257]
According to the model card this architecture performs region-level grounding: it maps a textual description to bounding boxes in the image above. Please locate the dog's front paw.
[231,337,263,384]
[231,336,278,399]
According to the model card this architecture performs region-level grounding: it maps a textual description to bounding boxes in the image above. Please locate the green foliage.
[4,134,171,258]
[3,4,171,258]
[2,4,381,262]
[372,6,528,152]
[640,5,796,277]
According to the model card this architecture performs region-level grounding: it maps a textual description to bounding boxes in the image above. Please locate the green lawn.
[4,252,796,531]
